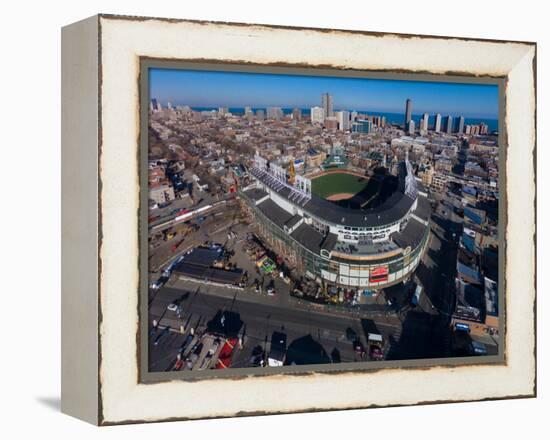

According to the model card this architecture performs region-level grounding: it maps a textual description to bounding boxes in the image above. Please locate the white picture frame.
[61,14,536,425]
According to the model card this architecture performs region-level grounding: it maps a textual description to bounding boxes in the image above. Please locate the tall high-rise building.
[291,108,302,121]
[408,119,415,135]
[335,110,350,131]
[352,119,373,134]
[404,98,413,129]
[445,115,453,134]
[255,109,265,120]
[434,113,442,132]
[421,113,429,132]
[456,116,465,134]
[244,106,254,121]
[266,107,283,120]
[311,106,325,125]
[151,98,161,112]
[479,123,489,135]
[321,93,334,118]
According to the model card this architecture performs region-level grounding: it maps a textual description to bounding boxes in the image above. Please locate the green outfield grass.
[311,172,369,199]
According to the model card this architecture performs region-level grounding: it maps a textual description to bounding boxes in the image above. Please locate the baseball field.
[311,172,370,200]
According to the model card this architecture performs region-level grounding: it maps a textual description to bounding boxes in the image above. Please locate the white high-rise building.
[408,119,415,135]
[434,113,442,133]
[266,107,283,120]
[445,115,453,134]
[405,98,413,129]
[421,113,429,132]
[311,106,325,125]
[457,116,465,134]
[335,110,350,131]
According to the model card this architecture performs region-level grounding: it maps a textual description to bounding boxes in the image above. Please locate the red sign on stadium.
[370,266,389,283]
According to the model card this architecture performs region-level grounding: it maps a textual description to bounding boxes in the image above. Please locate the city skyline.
[149,68,499,119]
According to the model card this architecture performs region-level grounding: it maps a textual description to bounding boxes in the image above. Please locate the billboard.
[370,266,389,283]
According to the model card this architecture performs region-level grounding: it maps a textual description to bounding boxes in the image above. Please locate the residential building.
[266,107,283,120]
[434,113,442,132]
[335,110,350,131]
[321,93,334,117]
[311,106,325,125]
[405,98,413,129]
[445,115,453,134]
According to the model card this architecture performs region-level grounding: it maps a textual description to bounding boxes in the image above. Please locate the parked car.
[249,345,265,367]
[153,327,170,346]
[178,334,194,354]
[209,338,221,355]
[345,327,358,342]
[185,342,204,369]
[267,280,276,296]
[353,340,365,357]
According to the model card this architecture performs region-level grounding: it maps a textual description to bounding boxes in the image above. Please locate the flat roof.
[257,198,294,226]
[414,195,431,222]
[174,262,244,284]
[245,187,268,202]
[180,247,222,267]
[392,217,427,250]
[285,214,303,229]
[290,223,326,254]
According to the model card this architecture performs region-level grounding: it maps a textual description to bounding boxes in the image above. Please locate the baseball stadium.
[239,152,431,291]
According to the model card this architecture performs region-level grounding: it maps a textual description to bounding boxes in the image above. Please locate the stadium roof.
[257,198,294,226]
[392,217,427,250]
[290,223,326,254]
[248,161,419,228]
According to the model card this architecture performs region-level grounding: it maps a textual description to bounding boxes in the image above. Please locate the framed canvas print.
[61,14,536,425]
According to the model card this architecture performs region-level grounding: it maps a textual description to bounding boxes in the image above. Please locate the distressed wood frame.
[61,14,536,425]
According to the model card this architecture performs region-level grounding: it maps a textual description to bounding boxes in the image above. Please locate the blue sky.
[149,68,499,119]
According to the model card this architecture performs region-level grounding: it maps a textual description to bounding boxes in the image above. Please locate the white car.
[167,303,178,312]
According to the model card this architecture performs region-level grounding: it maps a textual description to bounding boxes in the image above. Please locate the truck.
[268,331,287,367]
[411,284,423,307]
[367,333,384,361]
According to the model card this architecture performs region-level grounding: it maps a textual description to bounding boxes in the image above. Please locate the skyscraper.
[421,113,429,132]
[434,113,442,133]
[311,106,325,125]
[151,98,161,112]
[404,98,413,129]
[408,119,415,135]
[321,93,334,118]
[456,116,465,134]
[266,107,283,120]
[335,110,350,131]
[244,106,254,121]
[352,119,372,134]
[291,108,302,121]
[445,115,453,134]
